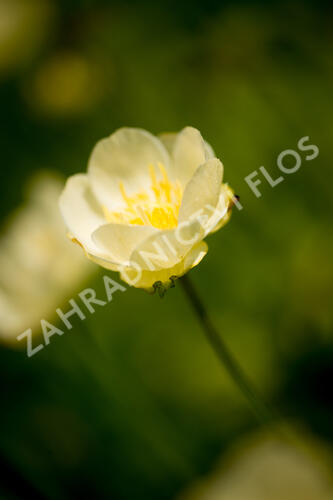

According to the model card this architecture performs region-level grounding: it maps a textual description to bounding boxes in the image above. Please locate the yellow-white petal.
[82,253,121,272]
[92,223,157,264]
[59,173,105,255]
[88,127,170,209]
[158,132,177,156]
[129,218,205,272]
[159,130,215,163]
[120,241,208,289]
[160,127,213,186]
[178,158,223,226]
[208,184,234,234]
[202,138,216,159]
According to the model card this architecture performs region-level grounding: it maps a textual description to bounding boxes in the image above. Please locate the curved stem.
[180,274,274,425]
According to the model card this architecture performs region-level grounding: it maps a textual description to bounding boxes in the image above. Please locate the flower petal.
[59,174,106,255]
[129,218,205,272]
[163,127,214,186]
[184,240,208,268]
[88,127,170,209]
[202,139,216,159]
[178,158,223,227]
[92,223,157,264]
[120,241,208,289]
[158,132,177,156]
[159,130,215,166]
[208,184,234,234]
[83,253,122,272]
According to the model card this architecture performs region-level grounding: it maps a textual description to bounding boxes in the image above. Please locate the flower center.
[103,163,183,229]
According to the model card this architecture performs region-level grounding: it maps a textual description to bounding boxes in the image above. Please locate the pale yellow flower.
[180,431,333,500]
[59,127,234,290]
[0,172,94,344]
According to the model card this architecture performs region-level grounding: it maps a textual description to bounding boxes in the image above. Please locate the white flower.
[59,127,234,290]
[0,171,95,344]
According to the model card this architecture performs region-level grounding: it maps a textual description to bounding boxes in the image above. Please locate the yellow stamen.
[103,164,183,229]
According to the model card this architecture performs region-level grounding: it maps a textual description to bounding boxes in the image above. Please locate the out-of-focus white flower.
[180,430,333,500]
[25,51,104,117]
[0,171,95,345]
[59,127,234,290]
[0,0,55,76]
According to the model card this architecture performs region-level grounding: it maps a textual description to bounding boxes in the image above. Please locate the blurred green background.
[0,0,332,498]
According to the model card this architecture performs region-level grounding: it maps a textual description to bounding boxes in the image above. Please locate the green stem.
[180,274,274,425]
